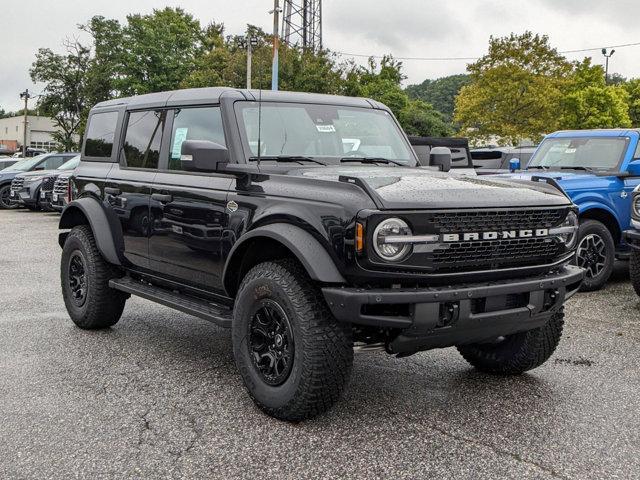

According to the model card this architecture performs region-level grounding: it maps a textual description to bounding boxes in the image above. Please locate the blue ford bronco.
[495,129,640,291]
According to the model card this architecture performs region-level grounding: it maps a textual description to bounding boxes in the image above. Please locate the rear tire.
[232,259,353,421]
[574,219,614,292]
[630,250,640,297]
[61,225,127,329]
[457,308,564,375]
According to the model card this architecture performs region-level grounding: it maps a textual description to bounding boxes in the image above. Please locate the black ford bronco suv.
[58,88,583,421]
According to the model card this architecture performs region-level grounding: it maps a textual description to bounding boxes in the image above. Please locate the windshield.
[4,154,47,172]
[528,137,628,171]
[235,102,416,166]
[57,155,80,170]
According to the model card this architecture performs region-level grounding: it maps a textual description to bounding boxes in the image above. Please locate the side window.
[122,110,166,169]
[41,156,66,169]
[85,111,118,158]
[634,141,640,159]
[168,107,225,170]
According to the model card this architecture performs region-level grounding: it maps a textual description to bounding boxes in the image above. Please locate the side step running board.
[109,277,232,328]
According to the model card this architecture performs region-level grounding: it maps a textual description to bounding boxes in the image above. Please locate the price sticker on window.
[171,128,189,159]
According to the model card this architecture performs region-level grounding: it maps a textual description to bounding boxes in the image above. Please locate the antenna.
[257,58,263,167]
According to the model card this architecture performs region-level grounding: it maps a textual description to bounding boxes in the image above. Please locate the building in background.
[0,116,61,153]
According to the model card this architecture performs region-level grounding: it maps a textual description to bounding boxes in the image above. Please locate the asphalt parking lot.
[0,208,639,480]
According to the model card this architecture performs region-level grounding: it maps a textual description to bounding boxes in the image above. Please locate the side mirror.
[430,146,452,172]
[627,159,640,176]
[180,140,229,172]
[509,158,521,172]
[34,165,45,171]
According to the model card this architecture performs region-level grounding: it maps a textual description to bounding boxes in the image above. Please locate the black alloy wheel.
[249,299,295,386]
[68,251,88,307]
[576,233,607,279]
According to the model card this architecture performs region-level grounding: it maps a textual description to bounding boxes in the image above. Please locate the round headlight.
[373,218,412,262]
[562,211,579,248]
[633,195,640,218]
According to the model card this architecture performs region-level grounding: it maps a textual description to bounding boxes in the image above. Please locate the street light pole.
[270,0,281,91]
[602,48,615,85]
[19,89,32,157]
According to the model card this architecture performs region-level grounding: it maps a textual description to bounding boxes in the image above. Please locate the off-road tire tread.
[630,250,640,297]
[457,308,564,375]
[234,259,353,421]
[61,225,126,329]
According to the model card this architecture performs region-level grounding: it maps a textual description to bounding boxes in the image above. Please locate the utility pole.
[270,0,281,91]
[19,89,32,157]
[602,48,615,85]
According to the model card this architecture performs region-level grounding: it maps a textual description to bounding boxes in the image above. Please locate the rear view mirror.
[509,158,521,172]
[181,140,229,172]
[627,159,640,176]
[430,147,452,172]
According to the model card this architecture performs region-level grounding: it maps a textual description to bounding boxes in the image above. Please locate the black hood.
[285,166,570,210]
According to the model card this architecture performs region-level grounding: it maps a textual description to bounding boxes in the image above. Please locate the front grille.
[429,208,567,233]
[425,208,569,272]
[41,176,56,192]
[429,236,563,272]
[11,177,24,191]
[53,177,69,194]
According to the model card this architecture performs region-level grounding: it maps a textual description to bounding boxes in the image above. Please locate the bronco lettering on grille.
[441,229,549,242]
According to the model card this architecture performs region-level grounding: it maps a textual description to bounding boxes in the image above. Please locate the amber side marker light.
[356,222,364,253]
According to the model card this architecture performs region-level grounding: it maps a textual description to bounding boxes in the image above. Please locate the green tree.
[398,100,452,137]
[30,40,91,151]
[624,78,640,127]
[406,74,470,121]
[559,59,631,129]
[455,32,572,144]
[116,8,203,95]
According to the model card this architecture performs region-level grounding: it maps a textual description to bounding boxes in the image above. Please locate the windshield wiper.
[340,157,403,166]
[527,165,548,170]
[248,155,326,165]
[559,166,596,172]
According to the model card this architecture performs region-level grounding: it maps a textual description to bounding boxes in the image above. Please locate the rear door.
[105,109,167,269]
[148,106,233,293]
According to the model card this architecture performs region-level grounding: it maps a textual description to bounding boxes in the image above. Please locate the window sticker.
[316,124,336,133]
[171,128,189,159]
[565,148,577,154]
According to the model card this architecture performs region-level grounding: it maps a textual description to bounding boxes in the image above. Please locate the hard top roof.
[92,87,385,111]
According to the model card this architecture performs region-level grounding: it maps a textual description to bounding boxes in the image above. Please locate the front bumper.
[10,187,37,206]
[322,264,583,354]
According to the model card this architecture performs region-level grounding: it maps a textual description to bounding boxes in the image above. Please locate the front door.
[148,106,233,293]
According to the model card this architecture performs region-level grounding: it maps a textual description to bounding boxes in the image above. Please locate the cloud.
[1,0,639,112]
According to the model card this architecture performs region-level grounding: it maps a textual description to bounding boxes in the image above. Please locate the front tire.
[574,219,615,292]
[630,250,640,297]
[0,184,18,209]
[232,259,353,421]
[61,225,127,329]
[457,308,564,375]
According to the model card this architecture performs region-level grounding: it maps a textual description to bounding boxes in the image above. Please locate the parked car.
[9,153,78,210]
[58,87,582,421]
[0,158,18,170]
[492,129,640,291]
[472,146,537,175]
[49,170,74,212]
[34,155,81,211]
[409,136,476,175]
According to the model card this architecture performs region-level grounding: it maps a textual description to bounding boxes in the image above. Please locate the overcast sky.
[2,0,639,111]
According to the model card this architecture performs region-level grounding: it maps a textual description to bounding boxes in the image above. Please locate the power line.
[332,41,640,62]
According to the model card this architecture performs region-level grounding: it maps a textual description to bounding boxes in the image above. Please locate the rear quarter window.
[84,111,119,158]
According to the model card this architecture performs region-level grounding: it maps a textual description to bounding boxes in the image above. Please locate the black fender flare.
[222,223,346,295]
[58,197,122,266]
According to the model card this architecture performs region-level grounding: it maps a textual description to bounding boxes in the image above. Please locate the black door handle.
[152,193,173,203]
[104,187,120,195]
